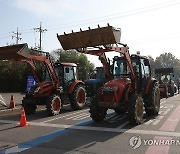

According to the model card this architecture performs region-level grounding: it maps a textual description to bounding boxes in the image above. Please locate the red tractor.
[0,44,86,116]
[155,68,175,98]
[57,25,160,124]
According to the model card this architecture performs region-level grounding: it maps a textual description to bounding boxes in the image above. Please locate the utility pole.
[12,27,22,44]
[34,22,47,50]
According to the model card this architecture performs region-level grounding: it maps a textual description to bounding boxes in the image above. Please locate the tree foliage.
[0,61,31,92]
[148,52,180,80]
[51,49,95,80]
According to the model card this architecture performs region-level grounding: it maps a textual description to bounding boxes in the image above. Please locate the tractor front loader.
[0,43,86,116]
[57,25,160,124]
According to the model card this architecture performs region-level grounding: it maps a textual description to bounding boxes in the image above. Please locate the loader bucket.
[0,43,31,60]
[57,25,121,50]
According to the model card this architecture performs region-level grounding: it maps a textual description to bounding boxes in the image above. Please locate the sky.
[0,0,180,66]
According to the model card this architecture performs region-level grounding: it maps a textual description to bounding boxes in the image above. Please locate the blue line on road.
[1,117,92,153]
[1,109,115,153]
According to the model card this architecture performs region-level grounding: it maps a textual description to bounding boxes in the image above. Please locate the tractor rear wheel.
[127,94,144,125]
[70,85,86,110]
[22,97,37,114]
[145,84,160,115]
[46,95,61,116]
[89,95,107,122]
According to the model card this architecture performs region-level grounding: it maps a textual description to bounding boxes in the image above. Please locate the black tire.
[70,85,86,110]
[46,95,61,116]
[22,97,36,115]
[170,88,174,96]
[145,84,160,115]
[127,94,144,125]
[89,96,107,122]
[115,108,126,115]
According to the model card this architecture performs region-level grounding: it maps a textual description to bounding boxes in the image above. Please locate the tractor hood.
[104,78,131,89]
[0,43,31,60]
[29,81,54,97]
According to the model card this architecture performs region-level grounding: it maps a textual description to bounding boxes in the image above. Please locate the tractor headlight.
[34,87,40,93]
[103,86,119,91]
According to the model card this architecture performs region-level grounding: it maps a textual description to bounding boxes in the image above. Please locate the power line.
[1,0,179,36]
[0,0,180,45]
[47,0,180,31]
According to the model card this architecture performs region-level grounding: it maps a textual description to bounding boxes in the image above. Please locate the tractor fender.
[68,80,85,94]
[145,77,158,95]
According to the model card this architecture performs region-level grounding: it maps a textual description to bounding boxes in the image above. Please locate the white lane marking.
[145,119,153,125]
[173,95,179,98]
[63,104,70,107]
[158,111,163,114]
[0,95,7,107]
[157,115,164,120]
[73,115,90,120]
[108,115,126,123]
[0,95,4,101]
[0,120,19,124]
[163,104,174,108]
[66,113,89,120]
[115,115,127,120]
[43,109,89,123]
[162,109,171,115]
[152,119,160,125]
[161,101,166,104]
[106,114,119,120]
[113,115,125,120]
[39,108,47,111]
[1,119,180,138]
[116,121,129,129]
[4,146,28,154]
[0,107,21,112]
[163,106,174,109]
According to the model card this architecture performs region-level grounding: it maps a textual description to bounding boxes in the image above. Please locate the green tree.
[154,52,180,80]
[0,61,31,92]
[51,49,95,80]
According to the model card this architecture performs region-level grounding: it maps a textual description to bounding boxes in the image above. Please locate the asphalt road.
[0,93,180,153]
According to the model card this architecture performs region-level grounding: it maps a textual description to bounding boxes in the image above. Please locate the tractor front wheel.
[89,96,107,122]
[127,94,144,125]
[70,85,86,110]
[46,95,61,116]
[22,97,37,115]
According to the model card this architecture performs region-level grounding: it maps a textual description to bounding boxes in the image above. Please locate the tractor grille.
[102,90,114,97]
